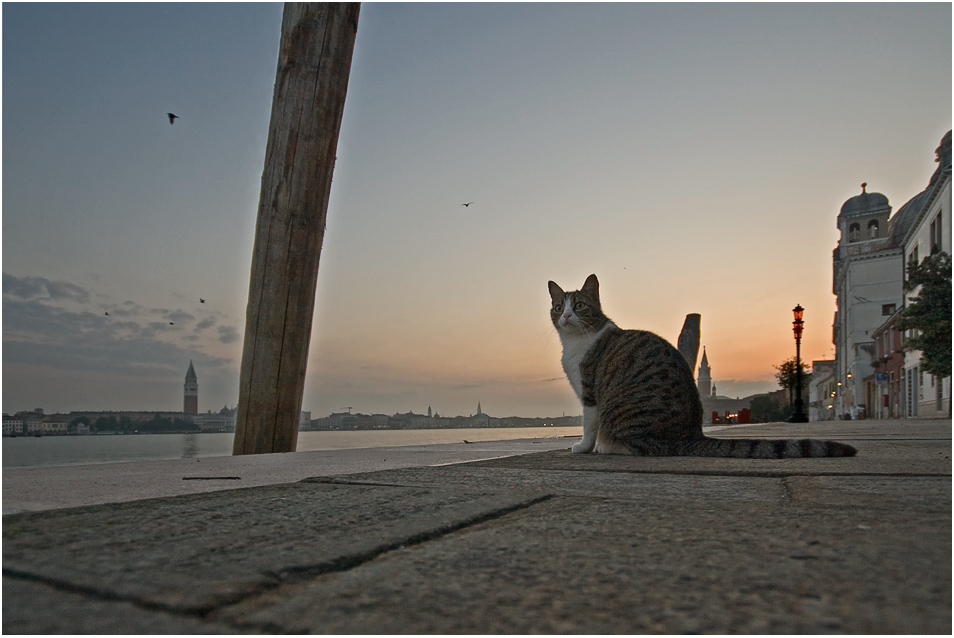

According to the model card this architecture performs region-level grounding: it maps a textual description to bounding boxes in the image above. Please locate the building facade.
[831,184,914,419]
[899,131,951,417]
[2,416,24,435]
[809,360,836,421]
[868,314,904,419]
[192,407,237,433]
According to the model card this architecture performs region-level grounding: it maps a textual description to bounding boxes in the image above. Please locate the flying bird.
[104,312,109,316]
[169,322,175,325]
[462,202,474,207]
[199,298,205,303]
[167,113,179,125]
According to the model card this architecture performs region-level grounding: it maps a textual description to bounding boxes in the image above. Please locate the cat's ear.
[582,274,599,298]
[547,281,565,302]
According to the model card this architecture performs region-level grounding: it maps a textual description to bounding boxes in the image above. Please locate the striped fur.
[548,275,857,459]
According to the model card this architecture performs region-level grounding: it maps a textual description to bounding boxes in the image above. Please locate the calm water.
[2,427,581,469]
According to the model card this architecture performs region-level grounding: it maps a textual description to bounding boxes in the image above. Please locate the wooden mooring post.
[233,2,360,455]
[677,313,701,371]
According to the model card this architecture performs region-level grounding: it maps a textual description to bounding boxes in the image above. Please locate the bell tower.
[697,348,712,397]
[184,360,198,416]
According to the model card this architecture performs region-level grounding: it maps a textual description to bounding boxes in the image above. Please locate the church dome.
[839,183,890,218]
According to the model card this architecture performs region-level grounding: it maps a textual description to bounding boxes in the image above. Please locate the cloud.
[218,325,240,344]
[451,384,482,391]
[3,270,238,384]
[3,272,89,302]
[165,309,195,324]
[3,272,245,412]
[3,297,233,376]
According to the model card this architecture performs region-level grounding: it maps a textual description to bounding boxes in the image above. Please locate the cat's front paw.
[571,441,594,454]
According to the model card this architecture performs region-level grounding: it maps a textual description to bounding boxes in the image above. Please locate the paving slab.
[213,491,948,634]
[2,419,951,634]
[3,483,548,614]
[2,576,245,635]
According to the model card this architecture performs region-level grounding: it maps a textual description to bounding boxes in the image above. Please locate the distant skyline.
[3,3,951,418]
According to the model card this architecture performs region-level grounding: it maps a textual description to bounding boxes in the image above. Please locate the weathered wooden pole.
[233,2,360,455]
[677,313,701,371]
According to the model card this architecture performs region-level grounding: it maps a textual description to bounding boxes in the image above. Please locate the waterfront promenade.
[3,419,950,633]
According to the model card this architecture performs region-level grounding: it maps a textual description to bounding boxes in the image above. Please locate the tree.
[774,357,812,404]
[92,416,118,433]
[898,251,951,378]
[749,395,789,423]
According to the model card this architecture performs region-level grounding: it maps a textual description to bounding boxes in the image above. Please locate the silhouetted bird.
[199,299,205,303]
[462,202,474,207]
[169,322,175,325]
[167,113,179,125]
[104,312,109,316]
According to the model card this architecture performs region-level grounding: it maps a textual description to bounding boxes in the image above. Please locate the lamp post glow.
[788,304,809,423]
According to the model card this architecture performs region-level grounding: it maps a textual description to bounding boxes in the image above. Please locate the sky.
[3,2,951,419]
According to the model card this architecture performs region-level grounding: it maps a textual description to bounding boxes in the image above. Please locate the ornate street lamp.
[788,304,809,423]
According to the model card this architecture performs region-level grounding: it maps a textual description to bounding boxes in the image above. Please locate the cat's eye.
[553,303,564,313]
[574,302,586,311]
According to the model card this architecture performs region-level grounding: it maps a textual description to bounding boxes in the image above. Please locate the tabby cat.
[548,274,857,458]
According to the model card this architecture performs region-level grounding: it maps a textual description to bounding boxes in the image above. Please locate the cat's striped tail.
[678,437,857,458]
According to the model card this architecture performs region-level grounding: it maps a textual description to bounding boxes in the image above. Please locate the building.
[3,415,24,435]
[831,183,916,418]
[868,314,904,419]
[899,130,951,417]
[697,348,712,397]
[183,361,198,416]
[312,412,359,430]
[809,360,837,421]
[39,416,69,435]
[0,409,69,435]
[832,130,951,419]
[12,409,47,435]
[192,406,237,433]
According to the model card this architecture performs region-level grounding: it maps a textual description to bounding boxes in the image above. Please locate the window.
[848,223,860,242]
[882,303,896,316]
[868,219,879,238]
[906,367,918,417]
[930,211,942,253]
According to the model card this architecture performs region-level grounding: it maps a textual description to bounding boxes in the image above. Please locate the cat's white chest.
[559,324,613,401]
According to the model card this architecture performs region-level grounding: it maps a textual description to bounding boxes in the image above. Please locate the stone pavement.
[2,436,575,514]
[3,419,950,633]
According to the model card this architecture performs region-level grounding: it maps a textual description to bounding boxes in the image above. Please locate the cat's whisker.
[538,326,558,349]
